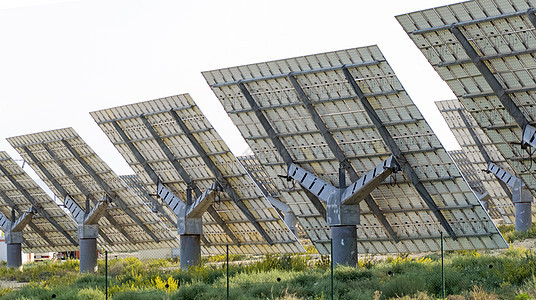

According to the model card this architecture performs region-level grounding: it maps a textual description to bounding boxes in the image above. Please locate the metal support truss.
[64,194,109,273]
[287,156,400,226]
[486,162,532,232]
[158,181,221,269]
[24,145,121,244]
[111,121,237,246]
[61,140,160,243]
[169,109,274,245]
[449,26,533,149]
[342,66,457,239]
[0,164,78,245]
[290,74,401,242]
[455,109,513,199]
[0,207,35,269]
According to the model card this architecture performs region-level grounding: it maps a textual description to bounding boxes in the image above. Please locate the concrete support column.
[78,224,99,273]
[6,243,22,269]
[515,202,532,232]
[331,225,357,267]
[180,234,201,269]
[79,238,98,273]
[6,232,23,269]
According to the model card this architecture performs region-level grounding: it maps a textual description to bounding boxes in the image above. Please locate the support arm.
[84,196,110,225]
[11,207,36,232]
[157,182,187,216]
[287,163,337,203]
[342,156,400,205]
[65,195,86,224]
[486,162,522,188]
[0,213,11,232]
[187,182,222,218]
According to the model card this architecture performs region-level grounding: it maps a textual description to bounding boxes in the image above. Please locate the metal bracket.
[158,181,220,235]
[522,124,536,149]
[486,162,533,204]
[341,156,400,205]
[288,156,399,226]
[65,195,109,226]
[11,207,36,232]
[1,207,35,244]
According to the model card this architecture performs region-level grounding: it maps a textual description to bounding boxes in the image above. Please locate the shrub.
[77,287,105,300]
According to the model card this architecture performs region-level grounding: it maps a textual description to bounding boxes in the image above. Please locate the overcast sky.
[0,0,462,177]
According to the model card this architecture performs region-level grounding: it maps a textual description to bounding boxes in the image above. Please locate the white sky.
[0,0,462,177]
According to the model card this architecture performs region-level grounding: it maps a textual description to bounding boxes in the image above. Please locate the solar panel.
[202,45,508,254]
[397,0,536,197]
[237,154,303,237]
[448,149,513,222]
[120,174,176,230]
[437,99,518,224]
[7,128,180,252]
[90,95,304,255]
[0,151,78,252]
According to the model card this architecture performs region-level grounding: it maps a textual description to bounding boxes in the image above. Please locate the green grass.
[1,246,536,299]
[498,223,536,243]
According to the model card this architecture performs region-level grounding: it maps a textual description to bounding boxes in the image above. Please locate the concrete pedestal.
[180,235,201,269]
[515,202,532,232]
[79,238,97,273]
[331,225,357,267]
[6,243,22,269]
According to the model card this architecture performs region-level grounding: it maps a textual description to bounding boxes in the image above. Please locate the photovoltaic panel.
[90,95,304,255]
[237,154,306,237]
[448,149,514,223]
[437,99,520,224]
[120,174,177,230]
[397,0,536,196]
[203,45,508,254]
[7,128,180,252]
[0,151,78,252]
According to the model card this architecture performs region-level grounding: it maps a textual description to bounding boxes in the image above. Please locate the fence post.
[441,232,445,299]
[331,239,334,300]
[105,250,108,300]
[226,244,229,300]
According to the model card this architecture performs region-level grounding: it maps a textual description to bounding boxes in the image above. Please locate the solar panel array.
[203,45,508,254]
[437,99,517,223]
[7,128,180,252]
[90,95,304,255]
[397,0,536,196]
[0,151,78,252]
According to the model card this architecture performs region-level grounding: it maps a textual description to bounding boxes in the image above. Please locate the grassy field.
[0,245,534,299]
[1,225,535,299]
